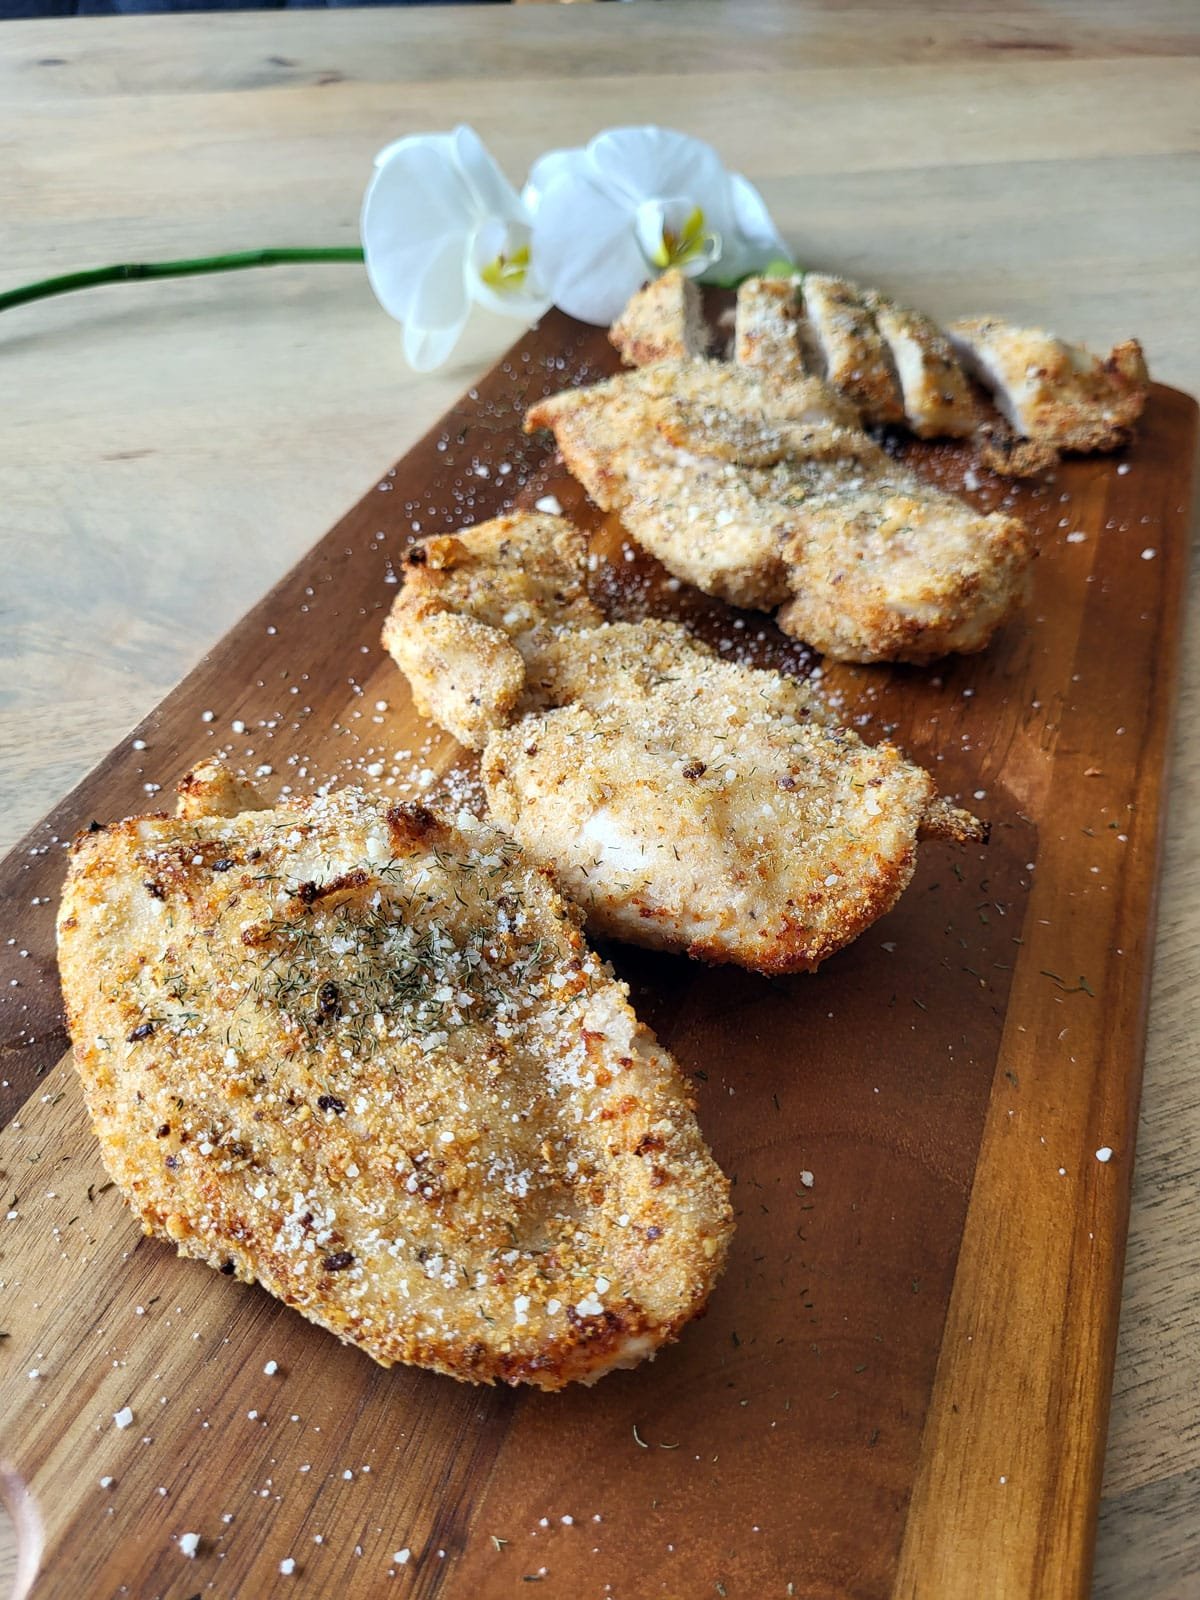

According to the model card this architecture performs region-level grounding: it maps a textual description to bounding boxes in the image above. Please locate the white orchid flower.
[361,126,549,370]
[526,126,789,325]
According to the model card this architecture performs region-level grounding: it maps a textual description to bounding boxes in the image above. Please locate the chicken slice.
[609,268,710,367]
[57,774,732,1389]
[380,513,601,749]
[734,276,813,382]
[801,273,906,426]
[948,318,1149,453]
[383,511,986,973]
[867,294,979,440]
[527,365,1031,661]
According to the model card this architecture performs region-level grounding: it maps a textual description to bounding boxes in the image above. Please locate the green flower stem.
[0,247,366,316]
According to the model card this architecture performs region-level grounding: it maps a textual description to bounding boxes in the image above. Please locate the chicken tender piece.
[734,276,813,382]
[610,268,709,367]
[867,295,979,440]
[948,318,1149,453]
[484,618,983,972]
[380,513,601,748]
[801,274,906,426]
[528,367,1031,661]
[57,774,732,1390]
[383,512,986,973]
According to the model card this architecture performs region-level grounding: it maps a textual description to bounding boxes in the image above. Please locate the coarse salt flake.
[178,1532,200,1558]
[1096,1147,1113,1163]
[264,1360,279,1375]
[800,1171,814,1189]
[534,495,563,516]
[279,1556,296,1575]
[394,1548,411,1565]
[113,1407,134,1429]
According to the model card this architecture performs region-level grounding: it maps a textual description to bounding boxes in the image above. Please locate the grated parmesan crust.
[57,773,732,1389]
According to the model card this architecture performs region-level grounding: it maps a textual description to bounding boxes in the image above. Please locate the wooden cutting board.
[0,306,1193,1600]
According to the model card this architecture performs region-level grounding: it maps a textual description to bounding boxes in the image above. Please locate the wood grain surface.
[2,4,1199,1596]
[0,289,1194,1597]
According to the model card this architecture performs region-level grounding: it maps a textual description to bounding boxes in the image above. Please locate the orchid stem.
[0,248,366,315]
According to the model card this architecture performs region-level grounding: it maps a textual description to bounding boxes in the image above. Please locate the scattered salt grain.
[263,1360,279,1376]
[201,710,215,723]
[1141,548,1157,560]
[534,495,563,516]
[1096,1147,1113,1163]
[178,1533,200,1558]
[113,1407,134,1429]
[99,1476,113,1489]
[394,1549,411,1565]
[279,1556,296,1575]
[799,1171,814,1189]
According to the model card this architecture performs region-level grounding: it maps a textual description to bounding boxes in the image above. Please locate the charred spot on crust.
[405,543,428,566]
[143,880,166,900]
[127,1021,156,1042]
[315,981,342,1023]
[387,801,444,852]
[296,880,319,906]
[682,760,707,781]
[156,1123,171,1138]
[634,1133,665,1157]
[220,1259,236,1275]
[211,858,236,873]
[322,1250,355,1273]
[317,1094,347,1115]
[87,819,104,833]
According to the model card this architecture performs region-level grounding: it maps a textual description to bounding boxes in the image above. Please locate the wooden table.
[1,3,1196,1594]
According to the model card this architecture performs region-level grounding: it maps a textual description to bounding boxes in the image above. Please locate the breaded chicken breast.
[526,364,1032,661]
[382,512,984,973]
[610,267,709,367]
[484,618,981,971]
[866,294,979,440]
[57,768,732,1389]
[948,318,1149,453]
[526,359,859,613]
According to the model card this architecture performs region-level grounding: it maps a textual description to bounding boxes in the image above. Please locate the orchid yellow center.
[479,244,531,292]
[650,206,709,270]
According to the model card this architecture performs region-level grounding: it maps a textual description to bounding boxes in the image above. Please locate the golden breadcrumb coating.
[527,364,1031,662]
[383,511,985,973]
[609,268,709,367]
[948,318,1149,454]
[57,770,732,1389]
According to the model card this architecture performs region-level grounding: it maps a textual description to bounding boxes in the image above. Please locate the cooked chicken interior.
[527,363,1031,662]
[948,318,1149,453]
[383,511,985,973]
[610,267,709,367]
[57,768,732,1389]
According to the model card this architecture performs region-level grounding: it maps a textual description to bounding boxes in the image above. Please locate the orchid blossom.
[361,126,549,370]
[526,126,789,325]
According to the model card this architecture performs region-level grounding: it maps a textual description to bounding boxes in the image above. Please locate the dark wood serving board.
[0,308,1193,1600]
